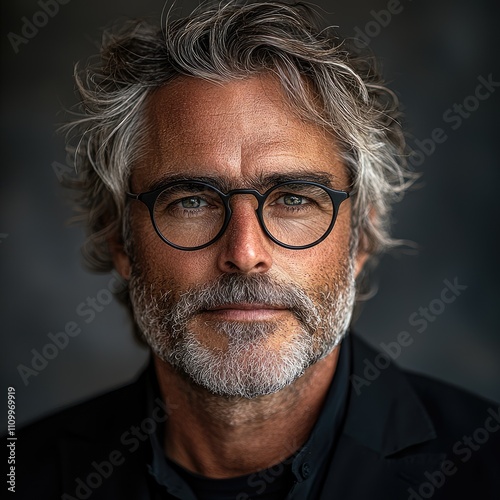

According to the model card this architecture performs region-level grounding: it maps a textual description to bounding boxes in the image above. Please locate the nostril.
[216,214,274,274]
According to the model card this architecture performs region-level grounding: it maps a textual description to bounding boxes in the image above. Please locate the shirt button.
[301,462,311,479]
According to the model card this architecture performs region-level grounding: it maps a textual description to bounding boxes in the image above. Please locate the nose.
[216,196,273,274]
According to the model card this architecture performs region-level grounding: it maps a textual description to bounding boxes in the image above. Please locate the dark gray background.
[1,0,499,431]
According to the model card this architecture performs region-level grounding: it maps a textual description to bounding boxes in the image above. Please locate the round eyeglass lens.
[262,183,335,247]
[153,183,225,248]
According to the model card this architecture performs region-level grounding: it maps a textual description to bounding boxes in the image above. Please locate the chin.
[158,322,325,399]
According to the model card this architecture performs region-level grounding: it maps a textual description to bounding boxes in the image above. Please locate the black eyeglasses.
[126,180,350,251]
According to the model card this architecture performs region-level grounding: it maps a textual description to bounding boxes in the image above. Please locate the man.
[16,1,499,499]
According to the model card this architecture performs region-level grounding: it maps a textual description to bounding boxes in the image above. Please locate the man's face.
[118,74,364,398]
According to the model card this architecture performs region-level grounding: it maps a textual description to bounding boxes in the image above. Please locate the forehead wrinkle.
[135,132,343,192]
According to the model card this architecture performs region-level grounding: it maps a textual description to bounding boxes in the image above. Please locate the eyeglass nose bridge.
[218,187,270,240]
[221,187,267,208]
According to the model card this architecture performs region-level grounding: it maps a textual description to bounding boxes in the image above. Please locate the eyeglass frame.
[126,179,350,251]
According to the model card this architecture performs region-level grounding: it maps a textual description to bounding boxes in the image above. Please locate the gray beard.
[129,264,356,399]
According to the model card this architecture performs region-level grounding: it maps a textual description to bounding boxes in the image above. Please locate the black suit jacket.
[13,334,500,499]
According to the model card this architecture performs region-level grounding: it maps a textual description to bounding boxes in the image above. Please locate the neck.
[153,347,339,478]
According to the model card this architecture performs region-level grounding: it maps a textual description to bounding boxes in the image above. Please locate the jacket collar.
[344,333,436,457]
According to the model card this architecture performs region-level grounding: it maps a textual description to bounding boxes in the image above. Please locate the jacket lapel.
[319,334,445,499]
[344,334,436,456]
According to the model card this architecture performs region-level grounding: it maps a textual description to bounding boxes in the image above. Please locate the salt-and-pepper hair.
[65,1,414,288]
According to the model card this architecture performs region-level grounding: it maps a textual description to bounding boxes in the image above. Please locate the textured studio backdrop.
[1,0,499,430]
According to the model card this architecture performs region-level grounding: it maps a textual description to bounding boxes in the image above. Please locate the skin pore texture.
[112,74,368,478]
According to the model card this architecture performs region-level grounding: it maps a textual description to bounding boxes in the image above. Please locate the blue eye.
[283,194,305,205]
[180,197,208,208]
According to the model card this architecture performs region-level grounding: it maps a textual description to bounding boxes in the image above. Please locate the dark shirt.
[146,338,351,499]
[164,457,294,500]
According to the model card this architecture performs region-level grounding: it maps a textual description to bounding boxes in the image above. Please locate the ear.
[109,236,131,280]
[353,207,376,278]
[354,247,369,278]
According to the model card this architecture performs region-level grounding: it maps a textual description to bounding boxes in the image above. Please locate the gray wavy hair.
[65,0,414,300]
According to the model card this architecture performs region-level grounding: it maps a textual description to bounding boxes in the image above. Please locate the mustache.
[167,273,321,327]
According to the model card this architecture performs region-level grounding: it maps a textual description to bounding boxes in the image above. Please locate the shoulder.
[350,331,498,416]
[404,369,499,427]
[18,369,147,441]
[349,332,500,442]
[399,368,500,497]
[337,333,500,498]
[13,368,150,499]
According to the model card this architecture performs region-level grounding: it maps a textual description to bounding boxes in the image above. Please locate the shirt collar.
[287,335,351,497]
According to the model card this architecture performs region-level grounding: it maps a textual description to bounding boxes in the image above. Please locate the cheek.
[279,208,353,287]
[130,215,164,271]
[130,211,221,290]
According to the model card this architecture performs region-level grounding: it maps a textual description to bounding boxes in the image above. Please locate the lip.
[202,303,288,321]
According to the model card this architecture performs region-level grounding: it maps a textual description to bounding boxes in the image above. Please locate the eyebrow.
[142,169,340,194]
